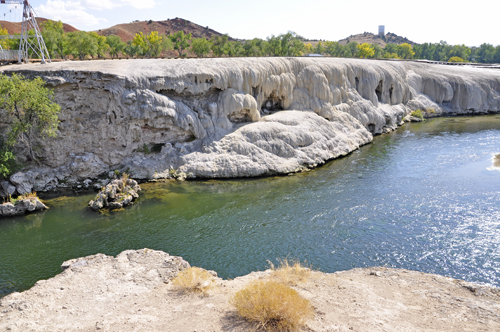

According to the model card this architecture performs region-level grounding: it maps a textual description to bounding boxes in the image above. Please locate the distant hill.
[96,17,236,42]
[0,18,78,34]
[338,32,417,47]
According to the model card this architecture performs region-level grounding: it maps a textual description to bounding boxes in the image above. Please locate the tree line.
[1,20,500,64]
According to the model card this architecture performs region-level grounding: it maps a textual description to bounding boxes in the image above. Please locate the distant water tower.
[378,25,385,37]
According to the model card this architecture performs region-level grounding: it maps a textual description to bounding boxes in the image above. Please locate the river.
[1,115,499,297]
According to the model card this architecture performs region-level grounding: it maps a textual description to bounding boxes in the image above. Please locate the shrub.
[121,172,129,184]
[171,267,214,294]
[268,259,311,286]
[5,192,38,205]
[231,280,313,331]
[410,109,424,120]
[138,143,151,154]
[448,56,465,63]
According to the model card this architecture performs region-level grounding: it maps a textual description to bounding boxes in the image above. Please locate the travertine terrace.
[1,58,499,194]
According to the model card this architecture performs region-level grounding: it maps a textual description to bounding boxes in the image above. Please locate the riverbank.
[1,249,499,331]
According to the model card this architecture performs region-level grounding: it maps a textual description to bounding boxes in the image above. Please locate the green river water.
[1,115,499,297]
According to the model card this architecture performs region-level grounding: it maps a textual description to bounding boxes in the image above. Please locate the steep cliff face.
[1,58,499,194]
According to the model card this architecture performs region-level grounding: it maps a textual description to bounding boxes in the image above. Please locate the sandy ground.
[1,249,499,332]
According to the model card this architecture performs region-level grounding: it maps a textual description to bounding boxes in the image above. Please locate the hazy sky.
[2,0,498,46]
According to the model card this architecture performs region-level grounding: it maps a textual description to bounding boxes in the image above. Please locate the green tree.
[191,37,212,57]
[493,46,500,64]
[226,41,244,57]
[266,34,281,56]
[41,20,68,59]
[448,44,471,62]
[371,43,383,58]
[89,32,108,58]
[67,31,98,60]
[243,38,264,57]
[281,32,305,56]
[476,43,495,63]
[266,32,304,56]
[0,142,15,179]
[0,74,61,162]
[106,35,126,59]
[347,42,359,57]
[123,40,142,58]
[325,41,350,57]
[160,35,173,56]
[357,43,375,58]
[169,31,192,57]
[314,41,325,55]
[211,34,229,57]
[383,43,398,55]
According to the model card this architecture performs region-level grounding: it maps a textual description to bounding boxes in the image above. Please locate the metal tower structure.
[0,0,50,63]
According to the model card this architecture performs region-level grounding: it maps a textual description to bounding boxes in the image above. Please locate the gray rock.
[83,179,92,188]
[10,172,33,195]
[88,178,141,212]
[0,198,48,218]
[0,203,17,217]
[405,115,424,122]
[0,181,17,197]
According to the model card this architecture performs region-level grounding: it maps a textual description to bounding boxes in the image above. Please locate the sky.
[1,0,499,47]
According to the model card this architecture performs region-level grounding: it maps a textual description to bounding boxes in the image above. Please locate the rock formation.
[0,197,48,217]
[88,177,141,211]
[1,249,499,331]
[0,58,499,194]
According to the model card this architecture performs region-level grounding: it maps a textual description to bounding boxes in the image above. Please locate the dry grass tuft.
[231,280,314,331]
[171,267,214,294]
[268,259,311,286]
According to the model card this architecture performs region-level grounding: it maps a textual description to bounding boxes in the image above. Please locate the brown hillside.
[338,32,417,47]
[96,17,236,42]
[0,18,78,34]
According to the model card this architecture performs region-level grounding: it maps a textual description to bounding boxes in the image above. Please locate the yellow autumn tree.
[304,43,313,54]
[397,43,414,59]
[132,32,149,56]
[147,31,163,57]
[357,43,375,58]
[0,24,8,49]
[383,52,400,59]
[448,56,464,63]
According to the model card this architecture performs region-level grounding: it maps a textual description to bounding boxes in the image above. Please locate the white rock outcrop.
[1,58,499,191]
[0,197,48,217]
[1,249,499,332]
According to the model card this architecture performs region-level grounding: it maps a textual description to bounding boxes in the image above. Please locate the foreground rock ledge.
[1,249,499,331]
